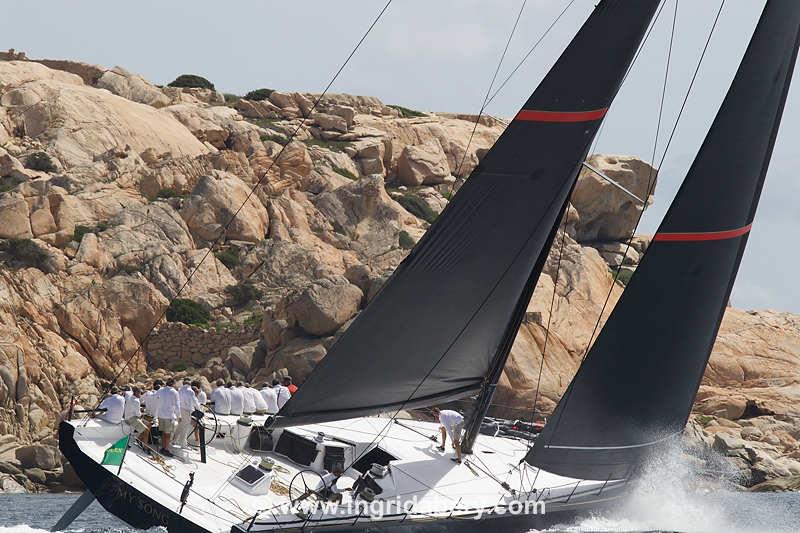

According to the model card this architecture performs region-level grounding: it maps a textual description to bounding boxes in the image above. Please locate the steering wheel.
[288,469,326,509]
[194,409,219,446]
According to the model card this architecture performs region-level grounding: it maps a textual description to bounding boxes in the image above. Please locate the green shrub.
[167,74,215,90]
[260,133,288,145]
[242,312,264,328]
[396,194,437,223]
[398,230,415,250]
[156,188,181,199]
[332,165,358,180]
[442,189,453,201]
[245,88,274,101]
[302,138,351,153]
[0,238,49,269]
[170,361,189,372]
[225,281,263,308]
[166,298,210,325]
[223,93,241,104]
[612,267,635,286]
[72,221,109,242]
[215,248,240,268]
[0,177,20,193]
[388,104,426,118]
[24,152,57,173]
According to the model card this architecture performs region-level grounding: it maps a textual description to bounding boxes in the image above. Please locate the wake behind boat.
[56,0,800,531]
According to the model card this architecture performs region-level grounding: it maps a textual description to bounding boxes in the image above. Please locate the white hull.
[59,415,626,532]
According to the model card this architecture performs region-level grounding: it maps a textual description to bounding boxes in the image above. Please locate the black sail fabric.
[528,0,800,481]
[272,0,660,428]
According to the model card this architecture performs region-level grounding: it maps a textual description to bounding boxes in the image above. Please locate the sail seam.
[654,223,751,242]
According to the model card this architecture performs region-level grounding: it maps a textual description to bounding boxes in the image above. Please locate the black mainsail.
[527,0,800,481]
[272,0,660,428]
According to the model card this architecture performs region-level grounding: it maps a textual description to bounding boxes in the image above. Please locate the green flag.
[101,435,130,467]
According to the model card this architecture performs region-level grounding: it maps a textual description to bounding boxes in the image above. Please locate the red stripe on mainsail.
[514,108,608,123]
[653,224,752,242]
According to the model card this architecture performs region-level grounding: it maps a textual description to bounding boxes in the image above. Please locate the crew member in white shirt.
[273,379,291,410]
[228,382,244,416]
[155,378,180,456]
[123,386,142,422]
[140,381,162,445]
[238,383,255,415]
[260,383,279,414]
[251,384,268,414]
[194,382,207,407]
[210,380,231,415]
[97,388,125,424]
[175,379,200,447]
[433,408,464,464]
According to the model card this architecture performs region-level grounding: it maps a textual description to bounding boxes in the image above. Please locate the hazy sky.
[3,1,798,312]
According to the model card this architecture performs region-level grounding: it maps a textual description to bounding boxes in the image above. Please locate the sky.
[2,0,798,312]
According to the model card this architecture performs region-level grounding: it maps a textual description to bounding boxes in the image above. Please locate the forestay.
[528,0,800,481]
[272,0,660,428]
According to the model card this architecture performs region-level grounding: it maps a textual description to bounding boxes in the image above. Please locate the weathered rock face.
[571,154,657,242]
[180,172,269,243]
[287,277,363,337]
[2,52,799,493]
[0,61,207,174]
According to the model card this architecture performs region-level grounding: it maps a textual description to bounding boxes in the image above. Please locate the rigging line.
[582,0,724,361]
[91,0,394,404]
[525,212,569,455]
[484,0,578,108]
[453,0,527,180]
[588,0,669,156]
[546,0,727,448]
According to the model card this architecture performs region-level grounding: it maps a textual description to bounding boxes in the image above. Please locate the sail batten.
[271,0,660,429]
[527,0,800,481]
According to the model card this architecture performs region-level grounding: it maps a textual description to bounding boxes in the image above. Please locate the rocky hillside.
[0,54,799,493]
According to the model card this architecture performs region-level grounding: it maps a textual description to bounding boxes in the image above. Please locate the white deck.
[68,415,617,531]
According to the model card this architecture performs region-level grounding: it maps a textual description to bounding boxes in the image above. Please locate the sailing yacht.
[58,1,800,531]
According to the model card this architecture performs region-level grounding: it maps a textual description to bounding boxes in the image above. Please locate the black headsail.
[271,0,660,428]
[527,0,800,481]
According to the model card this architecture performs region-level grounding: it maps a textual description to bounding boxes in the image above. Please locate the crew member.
[239,382,256,415]
[155,378,180,457]
[283,376,298,395]
[210,379,231,415]
[176,379,200,447]
[315,463,345,503]
[96,387,125,424]
[273,379,291,410]
[251,383,268,415]
[228,382,244,416]
[260,382,279,414]
[433,408,464,464]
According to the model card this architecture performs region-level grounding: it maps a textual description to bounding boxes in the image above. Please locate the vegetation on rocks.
[302,138,351,152]
[166,298,210,325]
[225,280,263,308]
[168,74,215,90]
[72,221,109,242]
[215,248,240,268]
[388,104,426,118]
[398,230,415,250]
[24,151,57,173]
[0,238,48,269]
[332,165,358,180]
[396,193,437,223]
[244,88,274,101]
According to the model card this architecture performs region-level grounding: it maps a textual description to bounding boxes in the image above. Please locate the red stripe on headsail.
[514,108,608,123]
[653,224,752,242]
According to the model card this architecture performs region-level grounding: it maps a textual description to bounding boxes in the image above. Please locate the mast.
[270,0,660,430]
[461,197,569,453]
[527,0,800,481]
